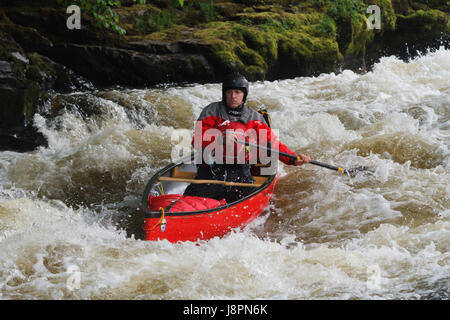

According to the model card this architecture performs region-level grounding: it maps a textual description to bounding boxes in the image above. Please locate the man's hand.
[295,154,311,166]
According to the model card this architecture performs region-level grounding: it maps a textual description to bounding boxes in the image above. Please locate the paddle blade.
[343,166,375,177]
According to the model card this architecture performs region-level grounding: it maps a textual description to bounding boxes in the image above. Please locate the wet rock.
[0,76,41,130]
[46,43,216,87]
[0,35,92,119]
[0,32,38,130]
[125,40,183,54]
[2,5,119,47]
[26,52,94,92]
[0,62,47,152]
[0,14,93,151]
[0,125,48,152]
[0,21,53,54]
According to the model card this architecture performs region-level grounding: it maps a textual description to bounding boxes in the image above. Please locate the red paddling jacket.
[193,101,298,166]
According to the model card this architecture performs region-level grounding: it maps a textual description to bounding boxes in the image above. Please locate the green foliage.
[413,0,448,9]
[136,8,177,33]
[315,14,337,38]
[327,0,365,23]
[56,0,184,35]
[321,0,375,58]
[310,0,330,7]
[295,0,330,10]
[236,10,308,32]
[199,0,218,22]
[134,1,219,33]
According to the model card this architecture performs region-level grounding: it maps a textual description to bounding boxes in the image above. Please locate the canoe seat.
[172,167,196,179]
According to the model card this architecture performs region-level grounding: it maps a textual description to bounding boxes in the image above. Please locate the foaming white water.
[250,47,450,153]
[1,212,447,299]
[1,47,449,299]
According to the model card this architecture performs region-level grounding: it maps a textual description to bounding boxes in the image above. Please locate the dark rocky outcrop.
[0,8,93,151]
[46,42,216,87]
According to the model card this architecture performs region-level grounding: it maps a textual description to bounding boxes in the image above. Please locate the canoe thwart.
[158,176,263,188]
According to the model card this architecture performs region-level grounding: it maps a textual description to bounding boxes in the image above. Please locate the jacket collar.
[219,101,251,123]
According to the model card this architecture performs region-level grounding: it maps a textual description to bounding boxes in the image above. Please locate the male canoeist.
[184,73,311,203]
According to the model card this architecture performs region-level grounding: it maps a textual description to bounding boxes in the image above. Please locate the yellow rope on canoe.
[157,182,165,195]
[143,207,167,232]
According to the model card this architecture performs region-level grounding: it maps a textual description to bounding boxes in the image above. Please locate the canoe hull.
[143,175,278,242]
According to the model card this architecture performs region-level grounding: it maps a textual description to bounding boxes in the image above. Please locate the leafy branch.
[57,0,184,35]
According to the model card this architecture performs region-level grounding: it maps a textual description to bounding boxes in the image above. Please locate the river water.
[0,48,449,300]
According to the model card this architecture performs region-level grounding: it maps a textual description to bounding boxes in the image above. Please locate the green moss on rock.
[397,9,448,33]
[344,14,373,57]
[278,30,342,74]
[106,0,449,80]
[191,21,269,79]
[193,17,341,79]
[390,0,414,15]
[4,0,450,85]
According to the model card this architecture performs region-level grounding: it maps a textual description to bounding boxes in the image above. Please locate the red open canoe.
[142,158,278,243]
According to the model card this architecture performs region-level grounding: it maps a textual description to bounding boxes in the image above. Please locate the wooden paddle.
[236,140,374,177]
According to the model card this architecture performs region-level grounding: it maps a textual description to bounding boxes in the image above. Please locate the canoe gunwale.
[142,159,276,218]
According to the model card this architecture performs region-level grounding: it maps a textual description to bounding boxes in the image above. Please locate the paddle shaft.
[236,140,346,174]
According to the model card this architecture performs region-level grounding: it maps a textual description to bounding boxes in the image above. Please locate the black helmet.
[222,73,249,103]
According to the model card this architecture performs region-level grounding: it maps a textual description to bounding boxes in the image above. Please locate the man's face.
[225,89,244,109]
